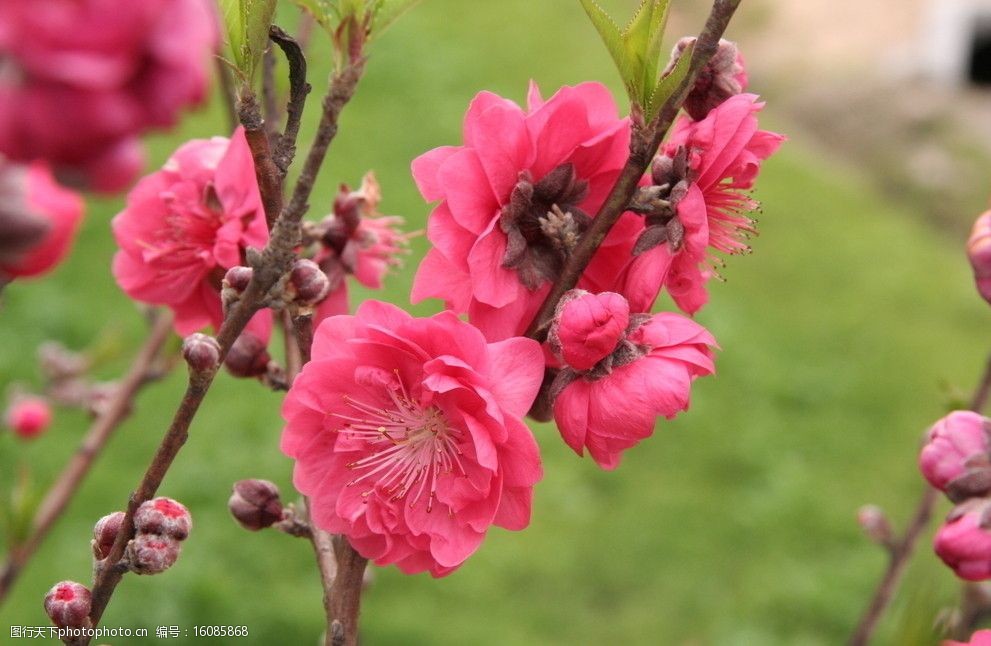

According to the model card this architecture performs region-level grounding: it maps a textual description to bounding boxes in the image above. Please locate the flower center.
[338,384,464,513]
[500,163,590,289]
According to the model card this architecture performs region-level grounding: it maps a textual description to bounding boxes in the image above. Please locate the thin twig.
[270,26,312,177]
[848,352,991,646]
[0,313,174,606]
[262,47,280,141]
[238,92,284,231]
[524,0,743,341]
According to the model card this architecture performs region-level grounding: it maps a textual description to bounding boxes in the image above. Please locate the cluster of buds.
[228,479,284,531]
[917,411,991,580]
[122,497,192,575]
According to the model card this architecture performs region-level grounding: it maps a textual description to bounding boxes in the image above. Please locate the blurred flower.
[281,301,544,576]
[550,291,717,469]
[111,127,271,342]
[0,160,84,281]
[410,82,632,340]
[4,395,52,440]
[935,500,991,581]
[311,172,409,322]
[968,211,991,305]
[920,411,991,500]
[615,93,784,315]
[0,0,217,192]
[946,629,991,646]
[43,581,91,628]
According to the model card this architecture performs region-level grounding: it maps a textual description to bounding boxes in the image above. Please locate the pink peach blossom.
[919,411,991,496]
[0,0,217,191]
[935,501,991,581]
[968,211,991,304]
[111,127,271,340]
[4,396,52,440]
[0,161,84,280]
[281,301,544,576]
[550,291,717,469]
[616,93,784,315]
[946,629,991,646]
[411,82,631,340]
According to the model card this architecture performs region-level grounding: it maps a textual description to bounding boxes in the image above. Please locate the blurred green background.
[1,1,988,644]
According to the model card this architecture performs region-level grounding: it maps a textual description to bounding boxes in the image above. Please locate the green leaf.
[219,0,278,82]
[578,0,627,83]
[369,0,421,39]
[291,0,337,32]
[647,39,693,119]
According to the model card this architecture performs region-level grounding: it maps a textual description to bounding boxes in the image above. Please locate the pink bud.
[44,581,91,628]
[126,534,181,575]
[919,411,991,497]
[946,629,991,646]
[969,211,991,304]
[856,505,894,547]
[549,290,630,371]
[935,500,991,581]
[4,396,52,440]
[224,333,271,378]
[133,497,192,541]
[228,479,284,531]
[182,333,221,373]
[289,259,331,306]
[93,511,125,560]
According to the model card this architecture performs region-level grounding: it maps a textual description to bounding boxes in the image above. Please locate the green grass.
[0,1,986,644]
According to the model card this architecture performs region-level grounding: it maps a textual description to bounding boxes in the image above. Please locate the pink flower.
[616,93,784,315]
[919,411,991,499]
[281,301,544,576]
[946,629,991,646]
[0,0,217,191]
[968,211,991,304]
[0,161,84,280]
[550,291,717,469]
[111,127,271,340]
[4,396,52,440]
[935,500,991,581]
[312,173,409,323]
[411,82,630,340]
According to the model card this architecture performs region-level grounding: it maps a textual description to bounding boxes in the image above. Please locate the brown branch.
[270,26,312,177]
[524,0,743,341]
[73,53,370,646]
[848,352,991,646]
[238,92,284,231]
[0,313,174,606]
[328,535,367,646]
[262,47,280,141]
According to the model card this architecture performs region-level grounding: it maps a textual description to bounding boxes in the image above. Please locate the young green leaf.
[291,0,338,32]
[370,0,421,39]
[219,0,278,83]
[647,39,693,119]
[578,0,626,84]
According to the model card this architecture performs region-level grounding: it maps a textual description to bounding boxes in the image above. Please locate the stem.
[847,352,991,645]
[262,47,280,141]
[238,92,284,231]
[214,56,238,133]
[327,535,367,646]
[524,0,743,341]
[270,26,312,177]
[0,313,174,606]
[73,51,369,646]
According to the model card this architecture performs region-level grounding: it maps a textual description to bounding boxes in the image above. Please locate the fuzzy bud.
[289,259,331,306]
[671,37,748,121]
[93,511,125,560]
[919,411,991,501]
[44,581,91,628]
[549,290,630,371]
[133,497,192,541]
[228,479,284,531]
[856,505,894,548]
[4,396,52,440]
[182,333,221,373]
[968,211,991,304]
[224,333,270,378]
[221,265,253,310]
[936,499,991,581]
[125,534,181,575]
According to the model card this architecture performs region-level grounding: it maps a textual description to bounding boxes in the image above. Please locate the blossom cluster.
[278,39,783,576]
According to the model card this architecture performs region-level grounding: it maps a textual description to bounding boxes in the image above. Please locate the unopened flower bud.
[224,333,271,378]
[333,185,363,233]
[549,290,630,371]
[968,211,991,304]
[4,396,52,440]
[856,505,894,547]
[125,534,181,575]
[289,259,331,306]
[182,333,221,373]
[936,499,991,581]
[229,479,284,531]
[44,581,91,628]
[221,266,253,310]
[133,497,192,540]
[920,411,991,501]
[670,37,748,121]
[93,511,125,559]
